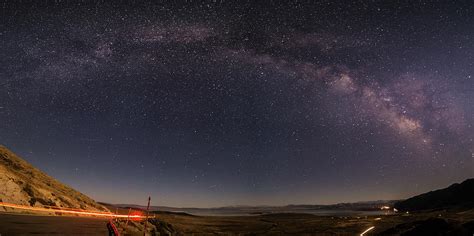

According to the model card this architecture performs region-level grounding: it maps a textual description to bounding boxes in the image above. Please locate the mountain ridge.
[394,178,474,211]
[0,145,108,213]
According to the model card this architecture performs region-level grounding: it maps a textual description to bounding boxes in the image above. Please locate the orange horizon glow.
[0,202,148,219]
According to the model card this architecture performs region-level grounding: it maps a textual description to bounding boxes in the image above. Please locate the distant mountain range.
[0,145,108,213]
[395,178,474,211]
[106,200,398,216]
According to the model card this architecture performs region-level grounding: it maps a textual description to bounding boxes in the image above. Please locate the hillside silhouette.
[0,145,108,212]
[395,179,474,211]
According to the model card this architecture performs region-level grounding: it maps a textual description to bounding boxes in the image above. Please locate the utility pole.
[143,196,151,236]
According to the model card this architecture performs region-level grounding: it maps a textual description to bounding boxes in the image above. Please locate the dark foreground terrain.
[152,210,474,235]
[1,209,474,235]
[0,213,109,235]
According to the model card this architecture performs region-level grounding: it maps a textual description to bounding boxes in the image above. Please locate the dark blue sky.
[1,1,473,207]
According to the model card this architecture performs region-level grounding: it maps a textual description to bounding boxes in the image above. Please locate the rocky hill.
[394,178,474,211]
[0,145,108,213]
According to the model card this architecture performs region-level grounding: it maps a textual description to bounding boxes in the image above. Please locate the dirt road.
[0,213,109,235]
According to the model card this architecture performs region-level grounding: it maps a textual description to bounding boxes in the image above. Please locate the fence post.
[143,196,151,236]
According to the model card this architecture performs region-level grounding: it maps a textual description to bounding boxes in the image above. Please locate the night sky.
[1,1,473,207]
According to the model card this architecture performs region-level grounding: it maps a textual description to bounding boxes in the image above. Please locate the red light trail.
[0,202,147,219]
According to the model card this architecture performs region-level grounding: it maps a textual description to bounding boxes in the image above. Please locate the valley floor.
[0,209,473,235]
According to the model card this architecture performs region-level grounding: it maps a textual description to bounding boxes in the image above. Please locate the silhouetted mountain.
[0,145,108,213]
[394,179,474,211]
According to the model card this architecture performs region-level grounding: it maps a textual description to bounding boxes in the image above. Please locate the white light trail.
[360,226,375,236]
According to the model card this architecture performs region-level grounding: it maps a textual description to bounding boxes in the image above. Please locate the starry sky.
[1,1,473,207]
